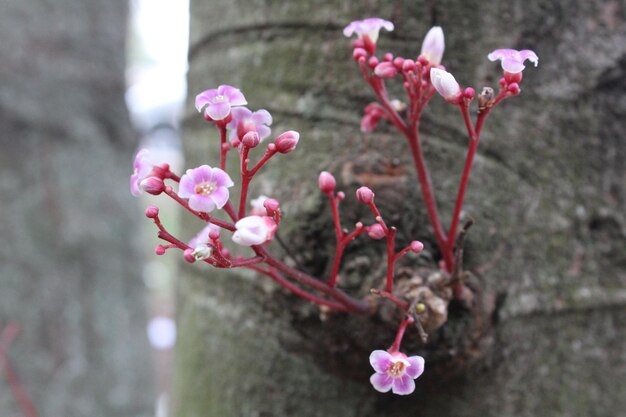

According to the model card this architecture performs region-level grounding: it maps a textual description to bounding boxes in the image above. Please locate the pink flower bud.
[367,224,386,240]
[145,206,159,218]
[232,216,278,246]
[264,198,280,212]
[140,177,165,195]
[507,83,521,95]
[402,59,416,72]
[356,186,374,204]
[430,68,461,102]
[183,249,196,263]
[353,47,367,60]
[463,87,475,100]
[155,245,166,256]
[420,26,445,66]
[368,56,379,68]
[374,62,398,78]
[209,229,221,240]
[274,130,300,154]
[318,171,336,193]
[410,240,424,253]
[393,57,405,68]
[242,131,260,148]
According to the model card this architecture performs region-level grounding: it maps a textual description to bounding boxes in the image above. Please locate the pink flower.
[227,107,273,142]
[232,216,277,246]
[195,85,248,121]
[343,18,394,44]
[369,350,424,395]
[420,26,445,66]
[130,149,152,197]
[430,68,461,102]
[188,223,220,249]
[179,165,234,212]
[487,49,539,74]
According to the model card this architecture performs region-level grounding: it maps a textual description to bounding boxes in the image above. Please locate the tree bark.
[174,1,626,416]
[0,0,154,415]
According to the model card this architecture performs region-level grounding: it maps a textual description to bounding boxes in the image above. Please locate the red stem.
[254,246,371,314]
[0,323,40,417]
[447,102,479,245]
[218,124,228,170]
[385,227,397,292]
[406,131,453,271]
[247,265,349,312]
[388,315,414,353]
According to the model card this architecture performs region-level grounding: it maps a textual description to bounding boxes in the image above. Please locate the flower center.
[195,182,216,196]
[387,361,406,377]
[212,95,227,103]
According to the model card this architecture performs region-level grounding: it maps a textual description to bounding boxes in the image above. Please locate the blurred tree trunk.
[0,0,154,416]
[174,1,626,416]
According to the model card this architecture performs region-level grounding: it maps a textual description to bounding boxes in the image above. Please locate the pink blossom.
[179,165,234,212]
[420,26,445,66]
[195,85,248,121]
[487,49,539,74]
[318,171,336,193]
[343,18,394,44]
[369,350,424,395]
[232,216,277,246]
[356,186,374,204]
[130,149,152,197]
[227,107,272,142]
[430,68,461,102]
[274,131,300,154]
[374,61,398,78]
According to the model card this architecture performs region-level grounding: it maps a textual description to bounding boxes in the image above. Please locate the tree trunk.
[174,1,626,416]
[0,0,154,415]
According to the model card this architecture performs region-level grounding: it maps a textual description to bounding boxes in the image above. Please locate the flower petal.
[209,187,230,209]
[520,49,539,67]
[391,374,416,395]
[218,85,247,106]
[405,355,425,379]
[252,109,272,126]
[195,89,219,112]
[209,167,234,188]
[206,101,232,121]
[370,373,393,393]
[130,174,142,197]
[369,350,392,373]
[178,173,196,198]
[256,125,272,141]
[189,195,216,213]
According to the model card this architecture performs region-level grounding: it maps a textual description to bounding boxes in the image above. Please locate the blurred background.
[1,0,188,415]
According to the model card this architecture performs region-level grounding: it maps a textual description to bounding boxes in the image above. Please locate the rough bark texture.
[174,1,626,416]
[0,0,154,415]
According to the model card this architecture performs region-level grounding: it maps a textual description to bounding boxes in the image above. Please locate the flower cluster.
[131,16,537,397]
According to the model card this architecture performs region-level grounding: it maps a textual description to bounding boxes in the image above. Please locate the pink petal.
[519,49,539,66]
[206,101,232,121]
[209,168,234,188]
[501,58,525,74]
[369,350,392,373]
[391,374,415,395]
[405,355,425,379]
[195,89,219,112]
[251,109,272,126]
[130,174,142,197]
[487,49,514,62]
[218,85,247,106]
[190,165,212,184]
[178,173,196,198]
[370,373,393,393]
[189,195,216,213]
[209,187,230,209]
[256,125,272,141]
